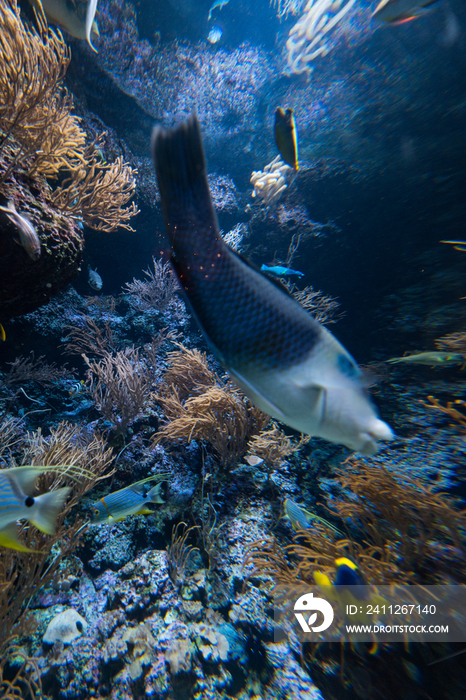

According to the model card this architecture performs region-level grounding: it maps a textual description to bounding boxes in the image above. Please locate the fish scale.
[155,120,320,373]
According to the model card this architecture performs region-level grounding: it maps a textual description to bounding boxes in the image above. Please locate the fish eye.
[24,496,35,508]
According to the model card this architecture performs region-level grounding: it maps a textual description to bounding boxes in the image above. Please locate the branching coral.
[0,0,138,232]
[168,522,200,587]
[21,420,114,479]
[0,0,77,178]
[286,0,356,76]
[330,460,466,582]
[63,314,118,358]
[250,157,295,206]
[283,281,344,325]
[123,258,181,314]
[50,149,139,232]
[153,345,270,467]
[4,351,74,386]
[435,332,466,354]
[84,348,153,437]
[222,223,248,252]
[246,422,305,468]
[154,384,270,468]
[421,395,466,432]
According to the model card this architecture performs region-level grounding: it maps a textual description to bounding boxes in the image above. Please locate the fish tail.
[147,482,165,504]
[29,487,71,535]
[0,523,37,552]
[152,114,220,260]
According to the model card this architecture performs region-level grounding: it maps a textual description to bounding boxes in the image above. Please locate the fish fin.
[135,506,156,516]
[0,323,5,341]
[0,523,37,553]
[152,113,219,248]
[227,367,288,419]
[29,487,71,535]
[2,466,45,494]
[85,0,99,52]
[129,475,170,495]
[147,482,165,504]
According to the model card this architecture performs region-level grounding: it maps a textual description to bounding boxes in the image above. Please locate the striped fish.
[283,498,344,536]
[152,115,393,455]
[0,467,71,552]
[91,476,167,524]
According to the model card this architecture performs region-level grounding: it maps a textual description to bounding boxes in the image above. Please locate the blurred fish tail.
[152,114,220,264]
[29,487,71,535]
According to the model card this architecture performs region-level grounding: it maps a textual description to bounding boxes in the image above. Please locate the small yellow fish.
[274,107,299,171]
[0,323,5,342]
[0,201,41,261]
[91,475,168,524]
[387,351,464,366]
[0,467,71,552]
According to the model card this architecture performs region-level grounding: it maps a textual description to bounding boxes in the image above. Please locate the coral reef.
[0,0,138,322]
[153,346,271,468]
[250,156,295,206]
[286,0,357,76]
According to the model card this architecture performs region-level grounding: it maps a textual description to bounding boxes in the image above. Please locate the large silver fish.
[151,115,393,455]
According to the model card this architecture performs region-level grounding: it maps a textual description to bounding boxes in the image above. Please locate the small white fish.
[0,467,71,552]
[69,380,85,397]
[207,25,222,44]
[88,265,102,291]
[0,201,41,261]
[244,455,264,466]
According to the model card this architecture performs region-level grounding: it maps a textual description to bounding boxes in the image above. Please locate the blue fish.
[91,476,167,524]
[151,115,393,455]
[261,264,304,278]
[207,0,229,21]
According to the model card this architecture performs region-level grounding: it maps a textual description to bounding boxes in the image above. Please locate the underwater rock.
[193,623,230,663]
[43,609,88,645]
[165,638,193,675]
[0,181,84,322]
